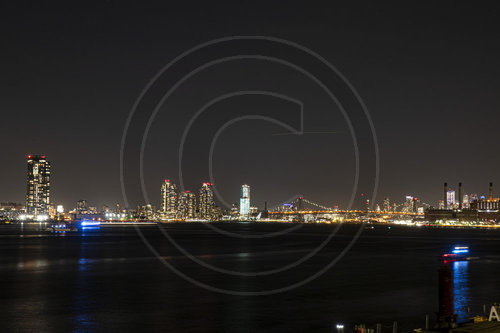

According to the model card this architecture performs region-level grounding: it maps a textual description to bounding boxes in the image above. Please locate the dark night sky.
[1,2,499,210]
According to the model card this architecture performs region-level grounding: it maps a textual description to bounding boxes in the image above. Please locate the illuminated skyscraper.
[185,191,196,218]
[199,182,215,219]
[177,191,196,219]
[413,197,419,213]
[239,184,250,217]
[26,154,51,220]
[383,197,390,212]
[404,196,413,213]
[161,179,177,218]
[447,190,456,209]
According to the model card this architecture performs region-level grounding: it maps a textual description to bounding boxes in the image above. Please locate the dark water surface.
[0,223,499,332]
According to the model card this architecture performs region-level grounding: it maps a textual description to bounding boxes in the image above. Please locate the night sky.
[1,2,499,210]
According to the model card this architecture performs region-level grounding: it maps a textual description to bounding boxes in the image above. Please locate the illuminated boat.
[79,220,101,230]
[80,221,101,227]
[46,223,73,232]
[441,246,470,261]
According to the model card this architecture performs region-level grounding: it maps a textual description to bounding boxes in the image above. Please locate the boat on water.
[441,246,478,261]
[46,223,75,232]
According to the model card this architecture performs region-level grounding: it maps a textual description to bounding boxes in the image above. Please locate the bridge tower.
[296,197,304,222]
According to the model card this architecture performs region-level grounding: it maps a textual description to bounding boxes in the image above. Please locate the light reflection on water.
[453,260,471,322]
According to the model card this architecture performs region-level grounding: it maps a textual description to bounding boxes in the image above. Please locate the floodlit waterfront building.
[239,184,250,218]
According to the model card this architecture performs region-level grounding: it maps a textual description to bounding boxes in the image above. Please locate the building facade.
[177,191,196,219]
[161,179,177,218]
[239,184,250,217]
[26,155,51,219]
[199,182,214,220]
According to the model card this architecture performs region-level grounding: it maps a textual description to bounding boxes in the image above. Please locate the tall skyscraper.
[161,179,177,218]
[185,191,196,218]
[199,182,215,219]
[446,190,456,209]
[412,197,419,213]
[26,154,51,219]
[239,184,250,217]
[404,196,413,213]
[177,191,196,219]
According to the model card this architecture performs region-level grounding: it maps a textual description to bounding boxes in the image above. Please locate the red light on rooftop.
[41,155,46,159]
[27,155,32,159]
[299,197,303,200]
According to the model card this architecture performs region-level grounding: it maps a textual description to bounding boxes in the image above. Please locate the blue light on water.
[452,246,469,254]
[453,260,471,323]
[80,221,101,227]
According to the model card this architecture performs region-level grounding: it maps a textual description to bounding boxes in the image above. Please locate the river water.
[0,223,499,332]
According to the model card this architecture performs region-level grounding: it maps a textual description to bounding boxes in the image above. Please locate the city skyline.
[3,154,500,224]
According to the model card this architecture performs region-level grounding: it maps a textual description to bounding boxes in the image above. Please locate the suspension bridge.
[268,196,424,221]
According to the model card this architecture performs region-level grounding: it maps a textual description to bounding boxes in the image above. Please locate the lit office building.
[161,179,177,218]
[26,155,51,220]
[239,184,250,217]
[199,182,215,219]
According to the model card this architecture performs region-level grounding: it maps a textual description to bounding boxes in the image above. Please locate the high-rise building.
[185,191,196,218]
[404,196,413,213]
[177,191,196,219]
[161,179,177,218]
[462,194,470,209]
[26,155,51,220]
[239,184,250,217]
[446,190,456,209]
[76,199,88,213]
[383,197,390,212]
[199,182,215,220]
[413,197,419,213]
[438,200,445,209]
